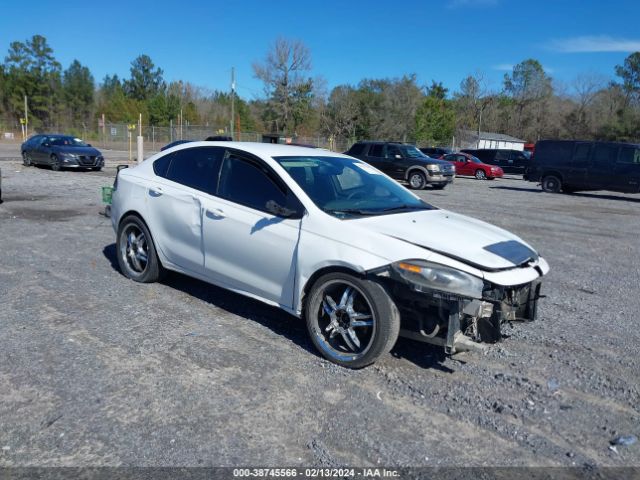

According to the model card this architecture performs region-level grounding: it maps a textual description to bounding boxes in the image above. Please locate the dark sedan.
[21,134,104,171]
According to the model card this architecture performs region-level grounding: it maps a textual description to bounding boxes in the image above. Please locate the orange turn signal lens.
[397,262,422,273]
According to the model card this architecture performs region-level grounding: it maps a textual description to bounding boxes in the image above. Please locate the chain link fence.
[0,122,353,154]
[65,123,352,154]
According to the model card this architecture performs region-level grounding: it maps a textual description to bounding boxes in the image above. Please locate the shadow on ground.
[103,243,457,371]
[489,186,541,194]
[490,185,640,203]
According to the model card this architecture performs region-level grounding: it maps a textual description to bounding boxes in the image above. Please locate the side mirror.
[87,143,92,147]
[265,200,297,218]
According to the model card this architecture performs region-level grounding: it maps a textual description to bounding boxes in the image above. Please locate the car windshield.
[398,145,427,158]
[470,156,482,163]
[49,136,89,147]
[274,155,435,219]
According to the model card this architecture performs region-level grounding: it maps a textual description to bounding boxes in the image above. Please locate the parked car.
[524,140,640,194]
[162,137,233,151]
[420,146,453,157]
[345,141,455,189]
[111,142,548,368]
[160,140,194,151]
[204,135,233,141]
[441,152,504,180]
[21,134,104,171]
[461,148,530,174]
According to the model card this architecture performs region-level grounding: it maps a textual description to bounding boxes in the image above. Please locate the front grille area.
[79,156,97,166]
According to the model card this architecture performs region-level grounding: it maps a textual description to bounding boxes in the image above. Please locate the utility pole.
[24,95,29,138]
[477,107,483,149]
[230,67,235,140]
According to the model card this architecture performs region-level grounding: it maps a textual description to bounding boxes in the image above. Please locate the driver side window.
[218,153,289,214]
[386,145,402,159]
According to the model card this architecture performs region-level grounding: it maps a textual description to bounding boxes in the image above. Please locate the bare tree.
[253,38,314,134]
[562,73,608,138]
[503,59,553,140]
[454,72,493,141]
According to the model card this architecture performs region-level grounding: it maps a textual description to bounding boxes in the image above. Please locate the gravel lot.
[0,142,639,469]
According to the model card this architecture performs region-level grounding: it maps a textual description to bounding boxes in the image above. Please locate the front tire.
[22,152,32,166]
[50,154,61,171]
[407,171,427,190]
[305,272,400,368]
[475,169,487,180]
[117,215,164,283]
[541,175,562,193]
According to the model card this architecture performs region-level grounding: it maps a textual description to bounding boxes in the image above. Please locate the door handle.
[149,186,163,197]
[206,208,226,219]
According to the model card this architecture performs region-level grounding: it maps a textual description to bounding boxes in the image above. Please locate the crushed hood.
[357,209,539,271]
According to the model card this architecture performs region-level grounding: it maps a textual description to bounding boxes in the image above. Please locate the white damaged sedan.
[111,142,549,368]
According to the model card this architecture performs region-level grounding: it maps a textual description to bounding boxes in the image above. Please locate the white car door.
[199,151,304,308]
[146,147,224,275]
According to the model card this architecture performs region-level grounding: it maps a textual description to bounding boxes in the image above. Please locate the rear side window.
[572,143,591,166]
[369,145,383,157]
[495,150,509,161]
[153,155,172,178]
[537,142,574,165]
[164,147,224,195]
[510,151,528,161]
[218,154,288,213]
[471,150,489,161]
[592,144,619,167]
[618,146,640,164]
[347,143,366,155]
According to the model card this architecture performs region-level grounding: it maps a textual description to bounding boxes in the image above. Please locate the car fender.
[292,212,487,315]
[404,165,430,180]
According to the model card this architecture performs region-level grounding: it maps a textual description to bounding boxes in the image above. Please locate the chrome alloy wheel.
[316,280,375,355]
[409,172,426,189]
[120,224,149,274]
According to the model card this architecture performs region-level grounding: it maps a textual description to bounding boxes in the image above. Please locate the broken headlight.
[392,260,484,299]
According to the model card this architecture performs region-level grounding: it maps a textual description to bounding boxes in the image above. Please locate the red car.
[440,152,504,180]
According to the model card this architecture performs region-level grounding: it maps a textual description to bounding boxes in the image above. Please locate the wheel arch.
[299,264,368,317]
[404,165,429,181]
[118,209,148,228]
[117,209,167,269]
[541,170,564,182]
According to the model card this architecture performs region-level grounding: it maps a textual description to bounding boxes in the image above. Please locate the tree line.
[1,35,640,145]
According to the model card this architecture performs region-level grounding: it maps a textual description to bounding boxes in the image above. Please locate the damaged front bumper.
[377,267,544,354]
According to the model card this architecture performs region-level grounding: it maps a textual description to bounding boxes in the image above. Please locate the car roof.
[167,141,348,159]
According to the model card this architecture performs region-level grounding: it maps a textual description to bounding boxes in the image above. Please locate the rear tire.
[541,175,562,193]
[117,215,165,283]
[305,272,400,368]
